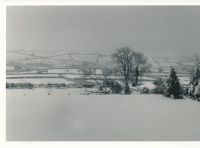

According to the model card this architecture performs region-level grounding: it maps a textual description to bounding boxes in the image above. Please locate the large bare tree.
[112,47,151,94]
[131,51,151,86]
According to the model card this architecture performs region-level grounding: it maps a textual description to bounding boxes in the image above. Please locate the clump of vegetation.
[140,87,149,94]
[190,55,200,87]
[184,55,200,100]
[6,83,34,89]
[102,80,123,94]
[6,83,70,89]
[151,78,166,94]
[38,83,67,88]
[46,83,67,88]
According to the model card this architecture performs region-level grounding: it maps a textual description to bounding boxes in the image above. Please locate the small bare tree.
[82,67,113,94]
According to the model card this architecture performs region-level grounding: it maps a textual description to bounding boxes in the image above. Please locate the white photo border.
[1,1,200,148]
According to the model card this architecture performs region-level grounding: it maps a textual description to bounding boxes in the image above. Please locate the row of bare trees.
[82,47,200,97]
[83,47,151,94]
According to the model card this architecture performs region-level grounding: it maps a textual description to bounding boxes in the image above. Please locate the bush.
[124,85,131,94]
[151,88,161,94]
[194,84,200,99]
[102,80,123,94]
[112,81,123,94]
[56,83,67,88]
[47,83,67,88]
[82,84,95,88]
[182,85,189,95]
[153,78,163,86]
[141,87,149,94]
[152,78,166,94]
[6,83,34,89]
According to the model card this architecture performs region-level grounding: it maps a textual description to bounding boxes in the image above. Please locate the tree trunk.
[132,66,139,87]
[124,75,130,94]
[135,66,139,85]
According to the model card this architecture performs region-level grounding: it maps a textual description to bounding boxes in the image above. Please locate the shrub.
[6,83,34,89]
[152,78,166,94]
[194,84,200,99]
[112,81,123,94]
[182,85,189,95]
[102,80,123,94]
[141,87,149,94]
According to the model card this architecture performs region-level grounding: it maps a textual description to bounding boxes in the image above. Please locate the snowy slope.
[7,90,200,141]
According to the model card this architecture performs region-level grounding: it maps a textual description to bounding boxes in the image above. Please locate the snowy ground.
[7,89,200,141]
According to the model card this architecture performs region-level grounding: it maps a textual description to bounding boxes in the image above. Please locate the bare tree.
[112,47,151,94]
[112,47,134,94]
[131,51,151,86]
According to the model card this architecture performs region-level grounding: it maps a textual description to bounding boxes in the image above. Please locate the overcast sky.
[6,6,200,57]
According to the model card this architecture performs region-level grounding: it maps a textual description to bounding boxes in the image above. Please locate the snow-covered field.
[7,89,200,141]
[6,78,73,85]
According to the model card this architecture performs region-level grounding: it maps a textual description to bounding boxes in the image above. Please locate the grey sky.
[6,6,200,57]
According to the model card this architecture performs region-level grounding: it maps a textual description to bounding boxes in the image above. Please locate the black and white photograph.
[5,5,200,141]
